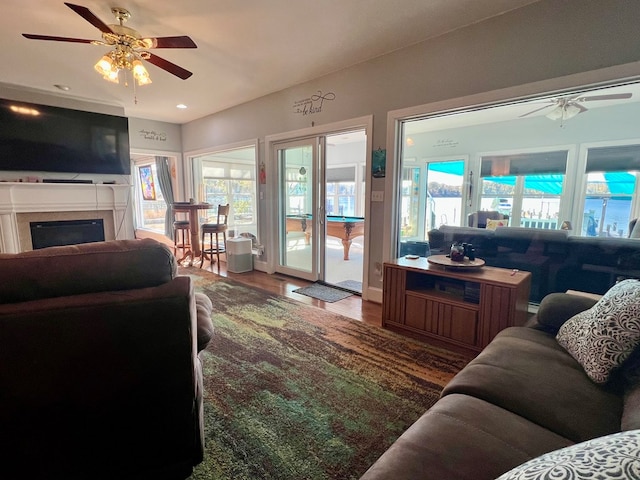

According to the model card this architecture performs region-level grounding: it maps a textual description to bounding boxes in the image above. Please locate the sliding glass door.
[276,138,323,281]
[274,129,367,290]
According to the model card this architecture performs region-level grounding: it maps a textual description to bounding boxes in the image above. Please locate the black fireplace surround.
[30,219,105,250]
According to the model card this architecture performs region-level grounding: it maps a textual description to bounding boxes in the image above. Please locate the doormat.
[334,279,362,293]
[293,283,354,302]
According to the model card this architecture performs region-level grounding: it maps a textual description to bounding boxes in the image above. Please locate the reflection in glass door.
[277,139,320,281]
[399,159,465,243]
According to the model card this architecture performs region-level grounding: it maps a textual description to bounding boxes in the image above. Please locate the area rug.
[182,268,470,480]
[293,282,353,302]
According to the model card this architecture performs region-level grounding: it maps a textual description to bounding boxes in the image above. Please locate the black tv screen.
[0,98,130,175]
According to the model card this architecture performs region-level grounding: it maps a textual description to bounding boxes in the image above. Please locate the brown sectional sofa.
[0,238,214,479]
[427,225,640,302]
[360,292,640,479]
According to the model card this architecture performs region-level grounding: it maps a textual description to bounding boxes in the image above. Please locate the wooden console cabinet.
[383,257,531,354]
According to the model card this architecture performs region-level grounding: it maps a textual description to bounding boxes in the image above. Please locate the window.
[480,151,568,230]
[394,82,640,257]
[399,158,466,241]
[132,156,168,233]
[194,146,258,237]
[580,145,639,237]
[326,166,356,216]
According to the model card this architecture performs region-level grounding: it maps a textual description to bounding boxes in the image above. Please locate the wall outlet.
[371,191,384,202]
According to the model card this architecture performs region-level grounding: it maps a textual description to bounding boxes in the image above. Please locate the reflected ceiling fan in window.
[519,92,632,123]
[22,2,197,87]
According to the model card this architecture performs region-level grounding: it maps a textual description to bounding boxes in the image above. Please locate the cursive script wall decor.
[432,138,459,148]
[138,129,167,142]
[293,90,336,116]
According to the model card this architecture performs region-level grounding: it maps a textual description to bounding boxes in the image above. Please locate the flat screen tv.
[0,98,130,175]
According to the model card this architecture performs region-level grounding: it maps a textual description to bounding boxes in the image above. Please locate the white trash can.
[226,237,253,273]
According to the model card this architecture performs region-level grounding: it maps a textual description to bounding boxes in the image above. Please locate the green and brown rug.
[183,268,470,480]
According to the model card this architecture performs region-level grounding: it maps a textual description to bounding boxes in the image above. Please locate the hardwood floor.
[197,261,383,327]
[136,230,382,327]
[137,228,383,327]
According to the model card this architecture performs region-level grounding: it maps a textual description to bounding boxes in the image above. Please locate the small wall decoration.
[259,161,266,184]
[292,90,336,116]
[138,165,156,200]
[138,129,167,142]
[372,148,386,178]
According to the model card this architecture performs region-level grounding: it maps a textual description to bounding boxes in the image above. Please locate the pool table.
[327,215,365,260]
[285,214,365,260]
[285,215,312,245]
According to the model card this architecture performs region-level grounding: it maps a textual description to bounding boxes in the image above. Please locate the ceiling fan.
[22,2,197,86]
[519,92,632,121]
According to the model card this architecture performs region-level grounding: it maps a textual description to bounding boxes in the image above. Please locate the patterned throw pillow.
[496,430,640,479]
[556,279,640,384]
[485,219,507,230]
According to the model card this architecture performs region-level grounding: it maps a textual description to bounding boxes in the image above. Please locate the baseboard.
[365,286,382,304]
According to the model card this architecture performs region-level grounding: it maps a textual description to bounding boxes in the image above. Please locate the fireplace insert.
[30,219,105,250]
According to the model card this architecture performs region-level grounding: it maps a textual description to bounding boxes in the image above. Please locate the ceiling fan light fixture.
[103,69,120,84]
[545,105,564,121]
[94,54,115,77]
[545,101,583,122]
[132,59,152,86]
[564,104,582,120]
[23,3,196,90]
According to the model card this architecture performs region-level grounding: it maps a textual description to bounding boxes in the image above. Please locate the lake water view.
[429,196,632,236]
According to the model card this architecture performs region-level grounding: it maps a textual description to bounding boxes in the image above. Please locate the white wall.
[180,0,640,292]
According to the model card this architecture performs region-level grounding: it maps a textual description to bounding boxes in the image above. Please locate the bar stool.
[200,204,229,271]
[173,219,191,261]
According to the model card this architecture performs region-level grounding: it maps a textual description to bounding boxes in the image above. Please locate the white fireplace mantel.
[0,182,134,253]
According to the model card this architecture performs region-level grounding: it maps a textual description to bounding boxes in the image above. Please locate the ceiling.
[1,0,540,124]
[404,82,640,134]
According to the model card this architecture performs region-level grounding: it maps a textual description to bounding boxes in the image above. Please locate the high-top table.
[172,202,211,264]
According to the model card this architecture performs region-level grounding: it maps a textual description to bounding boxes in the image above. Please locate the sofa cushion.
[0,238,177,304]
[194,292,214,351]
[359,393,573,480]
[620,346,640,431]
[442,327,623,443]
[556,279,640,384]
[496,429,640,480]
[493,227,568,254]
[534,292,598,334]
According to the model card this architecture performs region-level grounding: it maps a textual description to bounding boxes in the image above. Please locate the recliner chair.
[0,238,214,479]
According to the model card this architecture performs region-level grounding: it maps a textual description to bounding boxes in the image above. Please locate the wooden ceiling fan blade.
[141,36,197,49]
[22,33,95,44]
[145,53,193,80]
[64,3,114,34]
[579,93,632,101]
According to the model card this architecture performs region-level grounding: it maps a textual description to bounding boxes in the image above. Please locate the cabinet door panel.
[404,295,478,345]
[479,284,515,347]
[438,303,478,345]
[405,295,427,330]
[383,266,405,324]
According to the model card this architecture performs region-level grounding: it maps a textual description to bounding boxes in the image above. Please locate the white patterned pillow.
[556,279,640,384]
[496,430,640,480]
